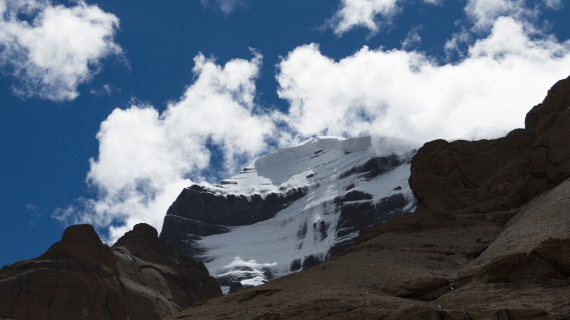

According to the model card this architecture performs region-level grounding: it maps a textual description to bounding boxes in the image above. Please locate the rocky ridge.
[166,76,570,319]
[0,223,222,320]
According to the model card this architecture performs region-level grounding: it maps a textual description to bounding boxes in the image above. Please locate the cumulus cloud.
[53,51,279,242]
[327,0,401,35]
[326,0,443,35]
[200,0,246,14]
[277,17,570,142]
[0,0,123,101]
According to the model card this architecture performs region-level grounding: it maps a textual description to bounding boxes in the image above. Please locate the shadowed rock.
[409,75,570,214]
[159,185,308,258]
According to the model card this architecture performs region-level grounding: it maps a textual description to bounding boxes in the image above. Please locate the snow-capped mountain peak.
[160,135,420,294]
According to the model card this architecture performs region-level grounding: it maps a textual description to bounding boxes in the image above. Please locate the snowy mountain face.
[159,136,420,294]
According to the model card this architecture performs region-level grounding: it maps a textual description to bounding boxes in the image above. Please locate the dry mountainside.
[165,77,570,320]
[0,223,222,320]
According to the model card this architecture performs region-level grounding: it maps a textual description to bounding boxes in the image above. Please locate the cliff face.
[0,223,222,320]
[167,77,570,320]
[159,184,308,258]
[409,75,570,214]
[159,136,420,292]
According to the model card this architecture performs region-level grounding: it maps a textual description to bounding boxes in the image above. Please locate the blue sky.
[1,0,569,267]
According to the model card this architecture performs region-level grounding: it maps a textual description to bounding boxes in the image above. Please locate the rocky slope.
[166,76,570,319]
[0,223,222,320]
[160,136,420,293]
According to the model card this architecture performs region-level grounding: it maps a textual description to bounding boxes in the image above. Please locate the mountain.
[159,135,420,293]
[0,223,222,320]
[167,76,570,319]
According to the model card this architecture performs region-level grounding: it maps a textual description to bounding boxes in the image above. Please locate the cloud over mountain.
[277,17,570,142]
[55,0,570,244]
[53,51,278,242]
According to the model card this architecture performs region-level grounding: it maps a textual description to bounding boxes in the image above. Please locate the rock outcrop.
[409,75,570,214]
[167,77,570,320]
[0,223,222,320]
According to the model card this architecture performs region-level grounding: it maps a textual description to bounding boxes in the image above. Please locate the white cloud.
[401,25,422,50]
[200,0,246,14]
[0,0,123,101]
[444,28,472,59]
[327,0,401,35]
[53,51,279,243]
[543,0,562,9]
[464,0,538,32]
[277,17,570,142]
[460,126,512,141]
[90,83,120,96]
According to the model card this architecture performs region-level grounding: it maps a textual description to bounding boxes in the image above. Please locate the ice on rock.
[159,135,421,293]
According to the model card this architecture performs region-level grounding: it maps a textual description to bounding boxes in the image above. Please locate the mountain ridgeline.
[159,136,420,293]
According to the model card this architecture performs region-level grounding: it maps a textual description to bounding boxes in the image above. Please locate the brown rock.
[0,223,222,320]
[397,306,452,320]
[112,223,222,320]
[409,76,570,214]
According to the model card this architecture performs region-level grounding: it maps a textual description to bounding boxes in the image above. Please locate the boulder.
[0,223,222,320]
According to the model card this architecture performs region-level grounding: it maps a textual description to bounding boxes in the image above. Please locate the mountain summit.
[159,135,420,293]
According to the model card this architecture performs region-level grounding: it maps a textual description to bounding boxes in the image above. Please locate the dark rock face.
[338,154,407,180]
[159,185,308,258]
[228,281,244,294]
[300,255,321,270]
[409,75,570,214]
[166,184,308,230]
[0,223,222,320]
[331,193,412,253]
